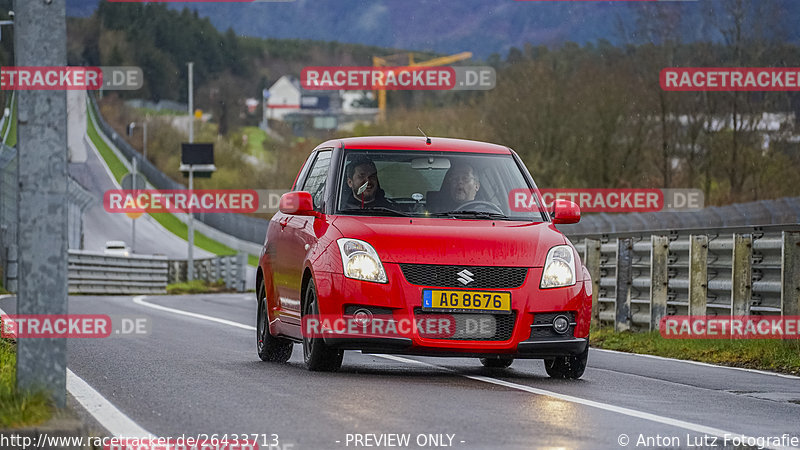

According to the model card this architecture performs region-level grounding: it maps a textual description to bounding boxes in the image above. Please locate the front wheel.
[544,344,588,379]
[302,279,343,372]
[256,280,293,362]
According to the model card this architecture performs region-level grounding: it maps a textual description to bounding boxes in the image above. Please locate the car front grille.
[530,312,576,340]
[413,308,516,341]
[399,264,528,289]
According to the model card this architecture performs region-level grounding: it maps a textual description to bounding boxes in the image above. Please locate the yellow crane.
[372,51,473,122]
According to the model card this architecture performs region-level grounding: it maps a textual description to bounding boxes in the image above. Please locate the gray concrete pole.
[14,0,69,406]
[187,168,194,280]
[187,62,194,280]
[132,158,137,253]
[188,62,194,144]
[142,121,148,162]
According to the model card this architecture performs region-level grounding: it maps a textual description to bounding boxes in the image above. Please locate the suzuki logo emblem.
[456,269,474,285]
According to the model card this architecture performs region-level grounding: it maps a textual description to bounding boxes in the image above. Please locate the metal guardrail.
[68,250,168,295]
[569,225,800,330]
[67,250,247,295]
[167,253,248,292]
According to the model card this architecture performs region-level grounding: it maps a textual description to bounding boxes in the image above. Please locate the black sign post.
[180,143,216,280]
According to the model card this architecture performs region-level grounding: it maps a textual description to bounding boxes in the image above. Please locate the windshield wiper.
[340,207,413,217]
[429,210,511,220]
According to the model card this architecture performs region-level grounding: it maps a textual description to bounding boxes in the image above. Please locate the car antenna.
[418,126,432,145]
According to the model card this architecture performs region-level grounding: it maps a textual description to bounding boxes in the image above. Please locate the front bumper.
[312,262,592,359]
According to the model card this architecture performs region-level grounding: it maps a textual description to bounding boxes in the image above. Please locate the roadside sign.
[121,172,146,220]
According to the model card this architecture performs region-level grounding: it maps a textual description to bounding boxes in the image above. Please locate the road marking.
[374,355,793,450]
[66,369,154,438]
[133,295,256,331]
[0,301,153,438]
[592,348,800,380]
[128,296,797,450]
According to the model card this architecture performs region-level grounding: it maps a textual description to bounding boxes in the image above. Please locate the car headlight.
[540,245,576,289]
[337,238,387,283]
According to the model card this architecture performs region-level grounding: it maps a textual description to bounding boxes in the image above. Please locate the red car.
[256,136,592,378]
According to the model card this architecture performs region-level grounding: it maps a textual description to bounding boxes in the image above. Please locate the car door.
[275,150,332,323]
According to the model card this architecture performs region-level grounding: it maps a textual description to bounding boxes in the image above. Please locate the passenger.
[343,155,392,209]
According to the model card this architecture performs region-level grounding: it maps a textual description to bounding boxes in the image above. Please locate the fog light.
[352,308,373,326]
[553,315,570,334]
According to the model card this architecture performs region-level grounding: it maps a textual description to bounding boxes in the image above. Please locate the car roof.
[317,136,513,155]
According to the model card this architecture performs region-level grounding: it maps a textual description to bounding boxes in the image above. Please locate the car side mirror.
[552,199,580,224]
[279,191,317,216]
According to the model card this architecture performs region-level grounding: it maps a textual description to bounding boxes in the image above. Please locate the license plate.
[422,290,511,313]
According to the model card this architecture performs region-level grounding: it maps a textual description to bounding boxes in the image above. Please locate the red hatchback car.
[256,136,592,378]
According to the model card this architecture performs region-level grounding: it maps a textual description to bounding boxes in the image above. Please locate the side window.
[302,151,332,211]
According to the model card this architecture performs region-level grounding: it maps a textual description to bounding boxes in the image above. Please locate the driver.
[430,162,481,212]
[343,155,392,209]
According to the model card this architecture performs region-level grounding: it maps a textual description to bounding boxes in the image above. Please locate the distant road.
[69,135,214,259]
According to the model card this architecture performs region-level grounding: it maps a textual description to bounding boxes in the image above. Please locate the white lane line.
[374,355,794,450]
[128,297,797,450]
[0,302,153,438]
[66,369,154,438]
[592,348,800,380]
[132,295,256,331]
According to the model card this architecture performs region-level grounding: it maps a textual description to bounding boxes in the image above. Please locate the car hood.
[330,216,565,267]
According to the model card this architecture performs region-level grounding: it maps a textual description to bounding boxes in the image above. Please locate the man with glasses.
[428,162,482,213]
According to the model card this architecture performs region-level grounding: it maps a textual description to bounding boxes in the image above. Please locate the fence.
[167,253,248,292]
[67,251,247,295]
[68,250,169,295]
[88,94,268,244]
[559,196,800,235]
[569,224,800,331]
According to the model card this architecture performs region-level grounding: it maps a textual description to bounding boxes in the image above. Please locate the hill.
[65,0,800,59]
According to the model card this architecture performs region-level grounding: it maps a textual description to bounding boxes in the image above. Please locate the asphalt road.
[2,294,799,450]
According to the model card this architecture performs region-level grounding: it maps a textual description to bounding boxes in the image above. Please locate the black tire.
[544,344,588,379]
[256,279,293,362]
[302,279,343,372]
[479,357,514,369]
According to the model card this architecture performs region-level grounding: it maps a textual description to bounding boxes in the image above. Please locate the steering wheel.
[453,200,505,215]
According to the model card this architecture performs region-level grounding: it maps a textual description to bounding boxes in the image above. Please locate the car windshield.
[336,150,546,221]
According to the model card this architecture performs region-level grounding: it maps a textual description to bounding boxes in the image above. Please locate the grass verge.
[87,105,127,183]
[0,338,53,428]
[86,101,259,264]
[590,327,800,376]
[166,279,229,295]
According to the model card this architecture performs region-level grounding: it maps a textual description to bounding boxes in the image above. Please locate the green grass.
[590,327,800,376]
[132,107,184,116]
[149,213,236,255]
[0,338,53,428]
[241,126,268,156]
[4,95,17,147]
[248,254,259,267]
[87,106,127,182]
[166,279,227,295]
